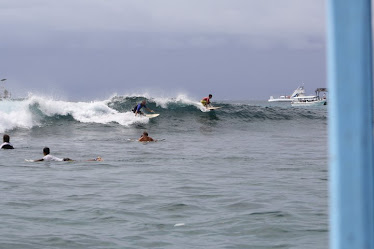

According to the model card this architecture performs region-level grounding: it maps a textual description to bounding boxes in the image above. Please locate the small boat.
[268,86,305,102]
[291,88,327,106]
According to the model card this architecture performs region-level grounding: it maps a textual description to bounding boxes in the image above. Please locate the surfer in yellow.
[201,94,212,107]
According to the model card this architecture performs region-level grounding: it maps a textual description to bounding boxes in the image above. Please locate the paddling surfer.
[33,147,103,162]
[34,147,73,162]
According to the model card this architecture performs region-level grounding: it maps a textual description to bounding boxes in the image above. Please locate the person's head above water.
[43,147,50,155]
[3,134,10,143]
[209,94,212,99]
[142,100,146,105]
[138,131,154,142]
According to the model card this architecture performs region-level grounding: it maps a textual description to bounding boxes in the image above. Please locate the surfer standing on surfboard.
[132,100,154,116]
[201,94,213,107]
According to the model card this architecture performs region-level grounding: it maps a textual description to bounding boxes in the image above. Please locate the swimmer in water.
[87,157,103,161]
[138,131,155,142]
[1,134,14,149]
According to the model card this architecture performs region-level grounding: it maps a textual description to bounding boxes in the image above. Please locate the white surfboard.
[206,106,222,110]
[25,159,35,162]
[144,114,160,118]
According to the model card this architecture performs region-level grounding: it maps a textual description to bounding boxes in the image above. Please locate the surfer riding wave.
[132,100,154,116]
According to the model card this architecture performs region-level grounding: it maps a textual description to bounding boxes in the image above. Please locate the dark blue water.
[0,95,328,248]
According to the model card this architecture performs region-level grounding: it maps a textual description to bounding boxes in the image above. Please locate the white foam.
[33,95,151,126]
[151,93,207,111]
[0,95,149,132]
[109,92,207,111]
[174,223,185,227]
[0,99,36,133]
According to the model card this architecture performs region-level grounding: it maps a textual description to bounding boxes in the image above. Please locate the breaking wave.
[0,94,327,133]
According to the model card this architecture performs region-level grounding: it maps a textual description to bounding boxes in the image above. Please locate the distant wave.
[0,94,327,133]
[107,94,207,112]
[106,95,327,121]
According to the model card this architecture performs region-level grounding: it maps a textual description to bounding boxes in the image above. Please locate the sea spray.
[0,99,35,133]
[0,95,149,132]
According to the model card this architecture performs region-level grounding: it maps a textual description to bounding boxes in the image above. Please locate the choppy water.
[0,95,328,249]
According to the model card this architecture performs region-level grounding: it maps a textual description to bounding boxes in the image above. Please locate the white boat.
[291,88,327,106]
[268,86,305,102]
[291,96,327,106]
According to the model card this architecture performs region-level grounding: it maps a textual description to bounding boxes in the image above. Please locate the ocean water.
[0,95,328,249]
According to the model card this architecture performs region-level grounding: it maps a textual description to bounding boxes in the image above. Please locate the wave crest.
[0,94,326,132]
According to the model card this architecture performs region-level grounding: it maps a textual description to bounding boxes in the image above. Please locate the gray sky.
[0,0,326,100]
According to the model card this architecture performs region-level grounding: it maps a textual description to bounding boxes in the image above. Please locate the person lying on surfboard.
[132,100,154,116]
[201,94,213,107]
[33,147,73,162]
[33,147,103,162]
[138,131,155,142]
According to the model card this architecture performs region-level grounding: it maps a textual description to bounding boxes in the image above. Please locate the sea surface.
[0,95,328,249]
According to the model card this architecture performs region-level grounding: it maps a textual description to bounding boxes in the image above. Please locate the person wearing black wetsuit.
[1,134,14,149]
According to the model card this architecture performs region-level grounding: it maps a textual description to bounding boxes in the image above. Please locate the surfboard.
[206,106,222,110]
[25,158,102,162]
[145,114,160,118]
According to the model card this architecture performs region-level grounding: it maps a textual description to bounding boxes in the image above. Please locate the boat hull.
[291,100,327,106]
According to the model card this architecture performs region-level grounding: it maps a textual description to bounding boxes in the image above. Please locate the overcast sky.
[0,0,326,100]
